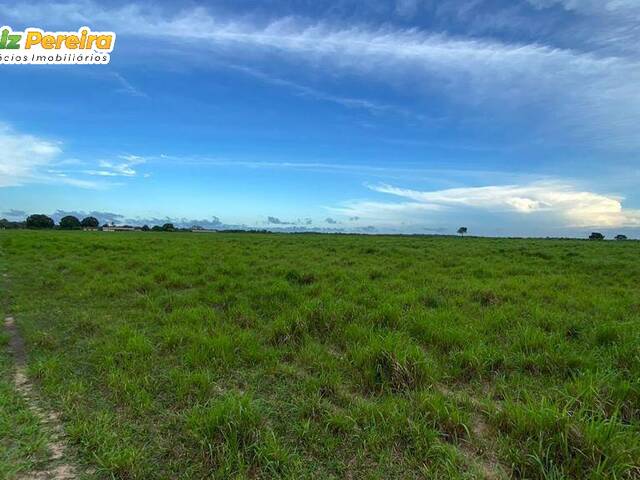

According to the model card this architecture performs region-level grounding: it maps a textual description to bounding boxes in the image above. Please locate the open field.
[1,230,639,479]
[0,330,51,479]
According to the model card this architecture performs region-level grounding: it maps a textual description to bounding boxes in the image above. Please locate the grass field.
[1,256,52,479]
[1,230,639,479]
[0,334,51,479]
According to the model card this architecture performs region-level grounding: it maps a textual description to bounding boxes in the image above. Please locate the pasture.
[1,230,639,479]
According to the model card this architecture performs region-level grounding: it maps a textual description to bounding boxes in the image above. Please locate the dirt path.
[4,316,79,480]
[438,383,507,480]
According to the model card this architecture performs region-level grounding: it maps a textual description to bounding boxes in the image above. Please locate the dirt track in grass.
[4,316,78,480]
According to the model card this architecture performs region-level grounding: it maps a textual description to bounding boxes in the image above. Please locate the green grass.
[0,230,639,479]
[1,255,52,479]
[0,332,51,478]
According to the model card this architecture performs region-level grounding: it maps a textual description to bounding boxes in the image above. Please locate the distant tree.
[615,234,628,241]
[457,227,468,237]
[26,214,54,229]
[141,224,150,232]
[151,225,163,232]
[80,216,99,228]
[589,232,605,241]
[0,218,24,229]
[59,215,81,230]
[162,223,175,232]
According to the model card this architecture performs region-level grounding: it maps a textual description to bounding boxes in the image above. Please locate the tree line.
[0,214,183,232]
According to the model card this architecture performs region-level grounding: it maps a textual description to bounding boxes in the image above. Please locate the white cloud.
[0,122,139,188]
[527,0,640,15]
[226,64,418,118]
[330,199,445,227]
[395,0,420,18]
[85,154,146,177]
[3,2,640,147]
[334,181,640,228]
[524,0,640,58]
[111,72,147,98]
[0,123,79,187]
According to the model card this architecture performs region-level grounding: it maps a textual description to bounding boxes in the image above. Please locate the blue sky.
[1,0,639,236]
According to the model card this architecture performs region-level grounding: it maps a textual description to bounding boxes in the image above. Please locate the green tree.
[162,223,175,232]
[0,218,24,229]
[26,214,54,229]
[589,232,605,241]
[80,216,99,228]
[59,215,81,230]
[615,234,628,241]
[457,227,468,237]
[141,225,150,232]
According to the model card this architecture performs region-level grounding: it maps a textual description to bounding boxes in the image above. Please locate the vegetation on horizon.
[1,231,639,479]
[1,214,637,241]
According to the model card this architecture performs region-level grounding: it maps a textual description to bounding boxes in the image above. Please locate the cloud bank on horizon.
[1,0,639,236]
[333,182,640,229]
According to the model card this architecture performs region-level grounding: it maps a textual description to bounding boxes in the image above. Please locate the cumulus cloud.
[325,217,338,224]
[333,181,640,228]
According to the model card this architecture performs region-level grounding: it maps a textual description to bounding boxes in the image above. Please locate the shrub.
[589,232,605,240]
